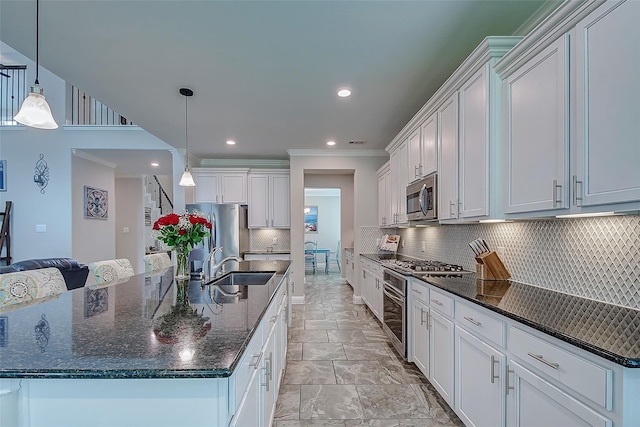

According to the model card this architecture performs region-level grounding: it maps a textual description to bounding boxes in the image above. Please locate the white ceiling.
[1,1,557,164]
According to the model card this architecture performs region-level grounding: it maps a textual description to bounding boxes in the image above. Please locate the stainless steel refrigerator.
[185,203,249,274]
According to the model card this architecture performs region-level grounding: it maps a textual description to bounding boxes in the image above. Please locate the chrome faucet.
[211,256,243,278]
[202,247,223,280]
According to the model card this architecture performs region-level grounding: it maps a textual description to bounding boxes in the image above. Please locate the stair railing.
[152,175,173,215]
[0,201,12,265]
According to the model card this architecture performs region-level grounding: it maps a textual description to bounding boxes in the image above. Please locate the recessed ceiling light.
[150,162,159,167]
[337,88,351,98]
[327,140,336,146]
[226,140,236,145]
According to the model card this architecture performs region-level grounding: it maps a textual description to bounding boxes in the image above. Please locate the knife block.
[475,251,511,281]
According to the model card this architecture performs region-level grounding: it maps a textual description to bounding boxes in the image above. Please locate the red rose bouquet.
[153,212,212,279]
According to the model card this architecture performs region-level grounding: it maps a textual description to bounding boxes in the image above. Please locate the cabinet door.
[378,172,388,227]
[271,174,290,227]
[248,175,269,228]
[411,299,430,377]
[420,114,438,176]
[455,326,505,427]
[231,364,262,427]
[220,173,247,204]
[194,173,220,203]
[575,0,640,207]
[506,361,611,427]
[439,94,459,219]
[408,128,422,182]
[262,326,277,427]
[430,309,454,406]
[503,35,569,214]
[392,141,409,224]
[373,277,383,322]
[459,65,489,218]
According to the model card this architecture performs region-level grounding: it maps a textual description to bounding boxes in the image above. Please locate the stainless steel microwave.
[406,173,437,221]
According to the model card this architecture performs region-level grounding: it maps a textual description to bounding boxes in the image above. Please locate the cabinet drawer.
[456,301,505,347]
[509,326,612,410]
[429,288,454,318]
[411,279,429,304]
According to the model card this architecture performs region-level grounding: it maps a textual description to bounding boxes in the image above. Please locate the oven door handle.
[382,286,405,305]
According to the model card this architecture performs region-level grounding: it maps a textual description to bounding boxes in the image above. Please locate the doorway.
[304,188,341,275]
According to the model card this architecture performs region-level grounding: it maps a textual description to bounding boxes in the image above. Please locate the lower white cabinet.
[430,309,454,406]
[410,298,430,375]
[455,326,505,427]
[345,251,354,286]
[506,360,612,427]
[245,253,291,261]
[361,258,383,321]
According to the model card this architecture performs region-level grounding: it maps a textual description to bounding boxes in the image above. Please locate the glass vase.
[175,249,190,281]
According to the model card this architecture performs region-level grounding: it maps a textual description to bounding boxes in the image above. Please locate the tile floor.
[273,271,464,427]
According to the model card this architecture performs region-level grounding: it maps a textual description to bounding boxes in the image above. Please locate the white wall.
[290,153,387,300]
[116,178,145,274]
[304,194,341,253]
[71,155,116,265]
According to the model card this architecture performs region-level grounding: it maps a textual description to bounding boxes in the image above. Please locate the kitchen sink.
[209,271,275,287]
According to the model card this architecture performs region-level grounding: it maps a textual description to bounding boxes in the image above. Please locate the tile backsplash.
[394,215,640,310]
[249,229,291,252]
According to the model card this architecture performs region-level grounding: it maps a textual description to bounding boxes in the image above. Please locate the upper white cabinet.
[388,140,410,226]
[438,94,460,220]
[502,36,569,214]
[574,0,640,207]
[193,169,248,204]
[420,114,438,177]
[407,128,422,183]
[497,0,640,217]
[248,170,290,228]
[377,162,393,227]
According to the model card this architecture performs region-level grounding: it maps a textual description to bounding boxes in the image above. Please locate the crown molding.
[72,149,118,168]
[287,149,388,157]
[199,158,290,168]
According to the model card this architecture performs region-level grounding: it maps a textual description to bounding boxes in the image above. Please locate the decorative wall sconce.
[34,153,49,193]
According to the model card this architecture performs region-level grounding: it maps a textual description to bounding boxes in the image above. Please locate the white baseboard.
[291,295,305,305]
[352,295,364,305]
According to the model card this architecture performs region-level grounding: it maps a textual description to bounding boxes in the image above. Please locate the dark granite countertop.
[0,260,291,379]
[361,253,640,368]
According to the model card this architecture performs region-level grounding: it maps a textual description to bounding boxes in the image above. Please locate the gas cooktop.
[381,258,474,276]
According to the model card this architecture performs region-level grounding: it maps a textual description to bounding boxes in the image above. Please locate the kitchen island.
[0,260,291,427]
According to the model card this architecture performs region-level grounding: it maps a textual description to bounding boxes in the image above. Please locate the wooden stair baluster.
[0,201,12,266]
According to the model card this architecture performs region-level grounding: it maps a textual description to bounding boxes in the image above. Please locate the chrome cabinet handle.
[553,180,562,206]
[249,352,263,369]
[490,355,500,384]
[464,317,481,326]
[449,201,456,218]
[412,288,423,295]
[527,352,559,370]
[414,165,419,178]
[221,195,224,203]
[431,299,443,306]
[265,218,268,227]
[506,365,514,395]
[573,175,583,206]
[271,219,274,227]
[420,308,426,326]
[270,315,278,323]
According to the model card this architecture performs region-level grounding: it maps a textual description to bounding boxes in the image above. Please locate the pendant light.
[178,87,196,187]
[14,0,58,129]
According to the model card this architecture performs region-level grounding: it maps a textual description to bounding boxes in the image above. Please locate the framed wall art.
[304,205,318,233]
[0,160,6,192]
[84,186,108,220]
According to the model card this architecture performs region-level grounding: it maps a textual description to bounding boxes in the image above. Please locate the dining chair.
[88,258,135,285]
[0,267,67,309]
[142,253,172,273]
[304,241,318,274]
[327,240,341,273]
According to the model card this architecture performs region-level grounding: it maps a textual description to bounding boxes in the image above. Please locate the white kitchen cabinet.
[377,162,393,227]
[244,253,291,261]
[506,360,612,427]
[438,94,459,220]
[408,128,422,183]
[248,170,290,228]
[193,169,248,204]
[458,65,489,219]
[345,251,355,287]
[420,114,438,177]
[232,362,261,427]
[455,326,505,427]
[430,309,454,406]
[262,321,277,426]
[410,298,430,376]
[361,257,382,321]
[389,140,410,225]
[574,0,640,208]
[502,35,569,214]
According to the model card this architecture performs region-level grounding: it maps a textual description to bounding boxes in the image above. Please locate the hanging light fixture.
[178,87,196,187]
[14,0,58,129]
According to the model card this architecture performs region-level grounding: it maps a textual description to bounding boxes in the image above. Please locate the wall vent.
[348,140,366,145]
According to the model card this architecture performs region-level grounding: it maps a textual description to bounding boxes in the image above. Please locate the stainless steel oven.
[381,268,407,357]
[406,172,437,221]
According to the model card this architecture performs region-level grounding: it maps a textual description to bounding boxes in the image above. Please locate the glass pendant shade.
[179,168,196,187]
[14,86,58,130]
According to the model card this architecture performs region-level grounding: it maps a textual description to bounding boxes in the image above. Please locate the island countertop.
[0,260,291,379]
